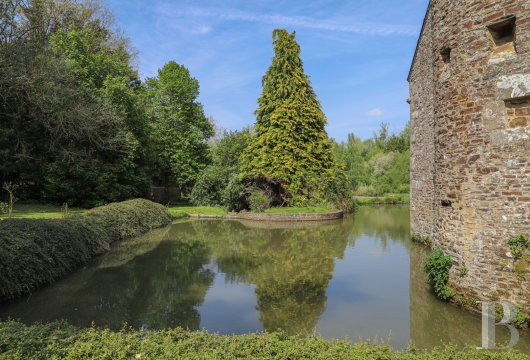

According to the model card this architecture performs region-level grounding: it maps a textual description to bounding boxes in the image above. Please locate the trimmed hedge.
[0,321,527,359]
[0,199,172,301]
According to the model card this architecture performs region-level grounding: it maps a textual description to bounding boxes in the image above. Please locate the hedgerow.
[0,199,172,301]
[0,321,527,360]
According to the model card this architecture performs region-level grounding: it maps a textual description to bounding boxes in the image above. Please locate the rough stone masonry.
[409,0,529,311]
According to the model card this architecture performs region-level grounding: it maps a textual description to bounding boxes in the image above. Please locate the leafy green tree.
[145,61,213,192]
[0,0,151,205]
[191,129,252,208]
[240,29,334,206]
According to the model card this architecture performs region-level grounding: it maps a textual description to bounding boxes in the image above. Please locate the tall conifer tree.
[241,29,334,205]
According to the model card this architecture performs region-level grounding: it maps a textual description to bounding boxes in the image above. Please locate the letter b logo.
[481,302,519,350]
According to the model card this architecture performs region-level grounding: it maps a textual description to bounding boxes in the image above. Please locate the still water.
[1,206,529,353]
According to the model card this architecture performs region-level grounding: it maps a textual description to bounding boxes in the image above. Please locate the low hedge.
[0,321,527,359]
[0,199,172,301]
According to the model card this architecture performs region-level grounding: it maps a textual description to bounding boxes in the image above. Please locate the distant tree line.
[333,123,410,196]
[0,0,212,206]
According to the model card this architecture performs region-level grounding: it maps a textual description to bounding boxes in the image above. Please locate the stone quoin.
[409,0,529,310]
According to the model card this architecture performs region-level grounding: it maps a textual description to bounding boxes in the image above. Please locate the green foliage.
[333,123,410,197]
[222,175,250,212]
[0,0,151,205]
[508,233,529,259]
[145,61,213,190]
[424,248,455,301]
[248,191,271,212]
[0,321,527,359]
[240,29,335,206]
[191,130,252,210]
[0,203,7,215]
[190,166,226,206]
[514,309,530,330]
[0,199,171,301]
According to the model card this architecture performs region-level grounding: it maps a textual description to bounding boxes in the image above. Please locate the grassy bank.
[354,193,410,206]
[167,205,339,218]
[0,321,526,359]
[167,206,230,219]
[264,206,337,214]
[0,199,172,302]
[0,203,86,219]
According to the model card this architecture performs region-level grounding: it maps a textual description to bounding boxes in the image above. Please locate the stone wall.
[409,0,529,311]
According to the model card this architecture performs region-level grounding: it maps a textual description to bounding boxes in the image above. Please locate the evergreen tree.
[240,29,334,205]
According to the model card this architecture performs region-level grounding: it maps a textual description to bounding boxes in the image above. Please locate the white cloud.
[366,108,384,117]
[157,5,418,36]
[190,25,212,35]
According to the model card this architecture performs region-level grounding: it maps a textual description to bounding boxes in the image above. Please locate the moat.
[1,206,529,353]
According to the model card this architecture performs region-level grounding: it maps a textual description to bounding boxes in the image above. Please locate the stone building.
[408,0,529,310]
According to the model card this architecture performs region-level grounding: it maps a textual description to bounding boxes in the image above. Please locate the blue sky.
[105,0,429,141]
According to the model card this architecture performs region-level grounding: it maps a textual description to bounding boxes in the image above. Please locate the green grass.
[167,206,229,218]
[0,203,86,219]
[264,206,337,214]
[0,321,527,359]
[354,193,410,206]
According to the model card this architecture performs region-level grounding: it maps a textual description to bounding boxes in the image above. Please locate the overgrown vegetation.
[0,0,210,206]
[0,321,527,359]
[424,248,455,301]
[333,123,410,196]
[0,199,171,301]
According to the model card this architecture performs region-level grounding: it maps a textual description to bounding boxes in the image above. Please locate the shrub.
[0,321,527,359]
[222,176,249,212]
[424,248,455,301]
[249,191,271,212]
[190,166,226,207]
[87,199,172,240]
[508,234,529,259]
[0,199,172,301]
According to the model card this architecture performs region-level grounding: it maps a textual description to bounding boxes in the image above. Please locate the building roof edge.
[407,0,433,82]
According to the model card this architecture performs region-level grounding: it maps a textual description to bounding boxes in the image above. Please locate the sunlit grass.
[0,203,85,219]
[354,193,410,205]
[167,206,229,217]
[264,206,337,214]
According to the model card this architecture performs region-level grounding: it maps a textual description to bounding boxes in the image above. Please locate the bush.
[222,176,249,212]
[424,248,455,301]
[0,321,526,359]
[0,199,172,301]
[248,191,271,212]
[190,166,226,207]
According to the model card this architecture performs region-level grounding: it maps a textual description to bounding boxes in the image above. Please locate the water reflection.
[0,207,528,353]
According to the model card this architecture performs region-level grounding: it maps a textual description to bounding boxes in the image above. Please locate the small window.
[488,15,516,47]
[441,47,451,64]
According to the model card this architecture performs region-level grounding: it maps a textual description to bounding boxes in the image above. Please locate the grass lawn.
[354,193,410,205]
[167,206,229,218]
[264,206,337,214]
[0,203,86,219]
